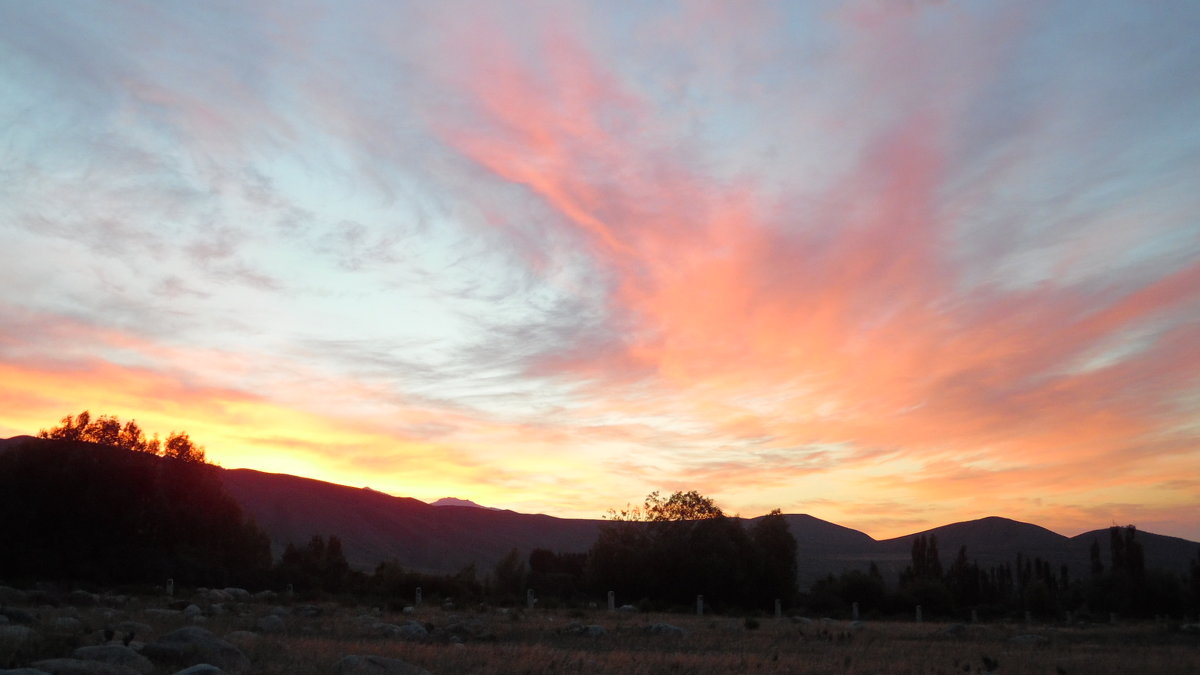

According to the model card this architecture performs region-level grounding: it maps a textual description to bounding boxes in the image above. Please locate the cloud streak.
[1,0,1197,539]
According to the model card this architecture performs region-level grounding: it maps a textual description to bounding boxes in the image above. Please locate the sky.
[1,0,1198,541]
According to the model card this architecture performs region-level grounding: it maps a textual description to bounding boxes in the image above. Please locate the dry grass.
[4,593,1198,674]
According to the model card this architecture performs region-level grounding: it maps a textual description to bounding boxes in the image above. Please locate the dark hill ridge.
[3,436,1197,587]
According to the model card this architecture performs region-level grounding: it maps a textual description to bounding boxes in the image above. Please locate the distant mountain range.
[217,465,1200,587]
[3,436,1196,587]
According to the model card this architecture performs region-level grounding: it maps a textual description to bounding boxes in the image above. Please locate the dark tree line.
[809,526,1197,620]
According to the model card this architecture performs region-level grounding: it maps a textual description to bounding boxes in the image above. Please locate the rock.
[333,655,431,675]
[47,617,84,634]
[220,589,249,600]
[1180,623,1200,634]
[254,615,284,634]
[791,616,813,625]
[144,609,181,619]
[0,586,29,604]
[437,618,491,642]
[113,621,152,636]
[267,606,288,618]
[369,622,426,641]
[646,623,686,638]
[563,623,606,637]
[1009,633,1049,645]
[294,605,322,618]
[71,646,153,675]
[401,606,414,615]
[203,590,232,604]
[141,627,249,673]
[171,666,225,675]
[0,625,37,647]
[0,668,52,674]
[1,608,36,624]
[222,631,257,650]
[28,659,140,675]
[67,591,98,607]
[182,605,203,619]
[0,615,8,625]
[251,591,276,602]
[617,604,637,612]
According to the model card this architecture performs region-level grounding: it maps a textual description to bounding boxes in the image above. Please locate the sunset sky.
[2,1,1198,541]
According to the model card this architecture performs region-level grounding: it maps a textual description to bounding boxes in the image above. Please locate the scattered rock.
[617,605,637,613]
[254,615,284,634]
[333,655,431,675]
[369,622,427,641]
[645,623,686,638]
[437,618,491,642]
[222,631,257,650]
[47,617,83,634]
[171,666,225,675]
[267,606,288,618]
[182,606,203,619]
[202,591,232,604]
[1,608,36,625]
[144,609,181,620]
[0,625,38,647]
[791,616,813,625]
[141,627,249,673]
[114,621,151,636]
[220,589,249,600]
[67,591,98,607]
[28,659,140,675]
[562,623,606,637]
[0,586,29,604]
[293,605,322,618]
[71,646,153,674]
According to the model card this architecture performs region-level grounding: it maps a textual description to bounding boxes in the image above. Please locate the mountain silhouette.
[3,436,1197,588]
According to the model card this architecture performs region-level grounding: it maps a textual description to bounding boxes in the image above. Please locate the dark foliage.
[585,491,798,611]
[810,524,1194,620]
[0,436,270,586]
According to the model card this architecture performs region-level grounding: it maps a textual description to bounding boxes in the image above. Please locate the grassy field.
[2,589,1198,674]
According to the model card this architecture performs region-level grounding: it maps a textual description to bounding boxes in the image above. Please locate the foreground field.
[1,587,1198,674]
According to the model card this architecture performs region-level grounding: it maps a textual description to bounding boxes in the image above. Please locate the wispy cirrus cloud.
[1,0,1197,538]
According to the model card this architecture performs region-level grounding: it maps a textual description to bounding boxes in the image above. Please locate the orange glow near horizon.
[2,2,1198,543]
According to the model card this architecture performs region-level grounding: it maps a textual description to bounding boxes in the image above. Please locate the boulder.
[253,616,284,634]
[28,659,140,675]
[182,606,203,619]
[0,586,29,604]
[171,666,225,675]
[47,617,83,634]
[563,623,606,637]
[1,608,36,625]
[0,625,37,648]
[645,623,686,638]
[220,589,249,600]
[67,591,98,607]
[141,627,249,673]
[71,646,152,675]
[333,655,431,675]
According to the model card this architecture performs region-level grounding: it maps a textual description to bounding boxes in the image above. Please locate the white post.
[775,599,782,619]
[971,609,978,623]
[415,587,422,607]
[1109,612,1117,624]
[1025,610,1032,625]
[915,605,922,623]
[165,578,174,598]
[607,591,615,612]
[851,602,859,621]
[696,595,704,616]
[527,589,535,609]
